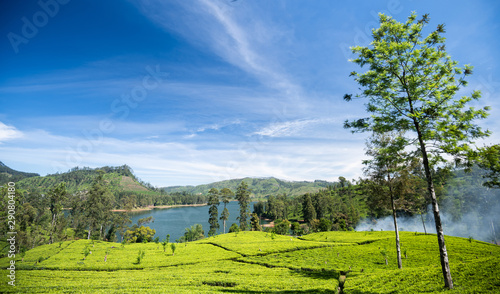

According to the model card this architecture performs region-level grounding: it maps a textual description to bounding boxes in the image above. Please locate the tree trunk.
[420,211,427,235]
[492,221,497,245]
[88,227,92,240]
[414,121,453,289]
[49,213,56,244]
[391,197,402,269]
[388,175,402,269]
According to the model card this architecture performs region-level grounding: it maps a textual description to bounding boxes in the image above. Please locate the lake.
[123,201,256,242]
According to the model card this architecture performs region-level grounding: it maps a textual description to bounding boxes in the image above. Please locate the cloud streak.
[252,119,336,138]
[0,122,23,143]
[133,0,303,102]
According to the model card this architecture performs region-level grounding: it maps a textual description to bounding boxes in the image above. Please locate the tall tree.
[220,187,233,234]
[250,213,262,231]
[344,13,490,289]
[235,181,251,231]
[207,188,220,237]
[48,182,68,244]
[302,194,316,224]
[363,132,407,269]
[84,170,115,240]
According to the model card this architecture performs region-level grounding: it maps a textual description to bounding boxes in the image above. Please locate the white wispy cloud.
[253,119,316,137]
[253,118,337,138]
[133,0,303,102]
[0,122,23,143]
[195,119,241,133]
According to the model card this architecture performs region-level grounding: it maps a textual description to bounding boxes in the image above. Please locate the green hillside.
[0,231,498,293]
[15,165,154,195]
[0,161,39,185]
[163,177,334,198]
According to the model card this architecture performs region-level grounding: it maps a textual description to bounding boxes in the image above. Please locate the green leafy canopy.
[344,12,490,166]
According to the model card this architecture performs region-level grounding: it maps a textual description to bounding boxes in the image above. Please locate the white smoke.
[356,185,500,244]
[356,204,499,243]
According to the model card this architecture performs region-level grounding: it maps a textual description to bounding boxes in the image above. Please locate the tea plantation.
[1,231,498,293]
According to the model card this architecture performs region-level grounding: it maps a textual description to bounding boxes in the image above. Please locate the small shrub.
[229,223,240,233]
[380,247,388,265]
[83,247,91,260]
[136,249,146,264]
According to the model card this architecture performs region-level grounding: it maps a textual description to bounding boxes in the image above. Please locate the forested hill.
[0,161,39,184]
[14,165,154,195]
[162,177,335,198]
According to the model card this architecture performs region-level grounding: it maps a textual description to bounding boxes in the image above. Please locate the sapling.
[380,247,388,265]
[83,247,90,260]
[136,249,145,264]
[20,250,26,262]
[171,243,176,256]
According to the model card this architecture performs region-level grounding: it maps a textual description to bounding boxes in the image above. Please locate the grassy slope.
[0,231,498,293]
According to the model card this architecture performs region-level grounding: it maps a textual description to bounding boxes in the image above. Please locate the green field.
[1,231,499,293]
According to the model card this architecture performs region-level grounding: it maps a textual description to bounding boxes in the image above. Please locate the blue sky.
[1,0,499,187]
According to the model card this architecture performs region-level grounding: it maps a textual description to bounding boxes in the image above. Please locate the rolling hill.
[13,164,155,195]
[162,177,335,198]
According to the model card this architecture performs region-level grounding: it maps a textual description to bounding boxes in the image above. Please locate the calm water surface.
[124,201,257,242]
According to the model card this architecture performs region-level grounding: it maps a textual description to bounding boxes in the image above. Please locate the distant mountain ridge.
[162,177,335,197]
[1,161,335,198]
[0,161,40,184]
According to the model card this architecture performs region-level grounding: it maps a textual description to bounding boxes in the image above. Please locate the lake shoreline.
[112,203,208,212]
